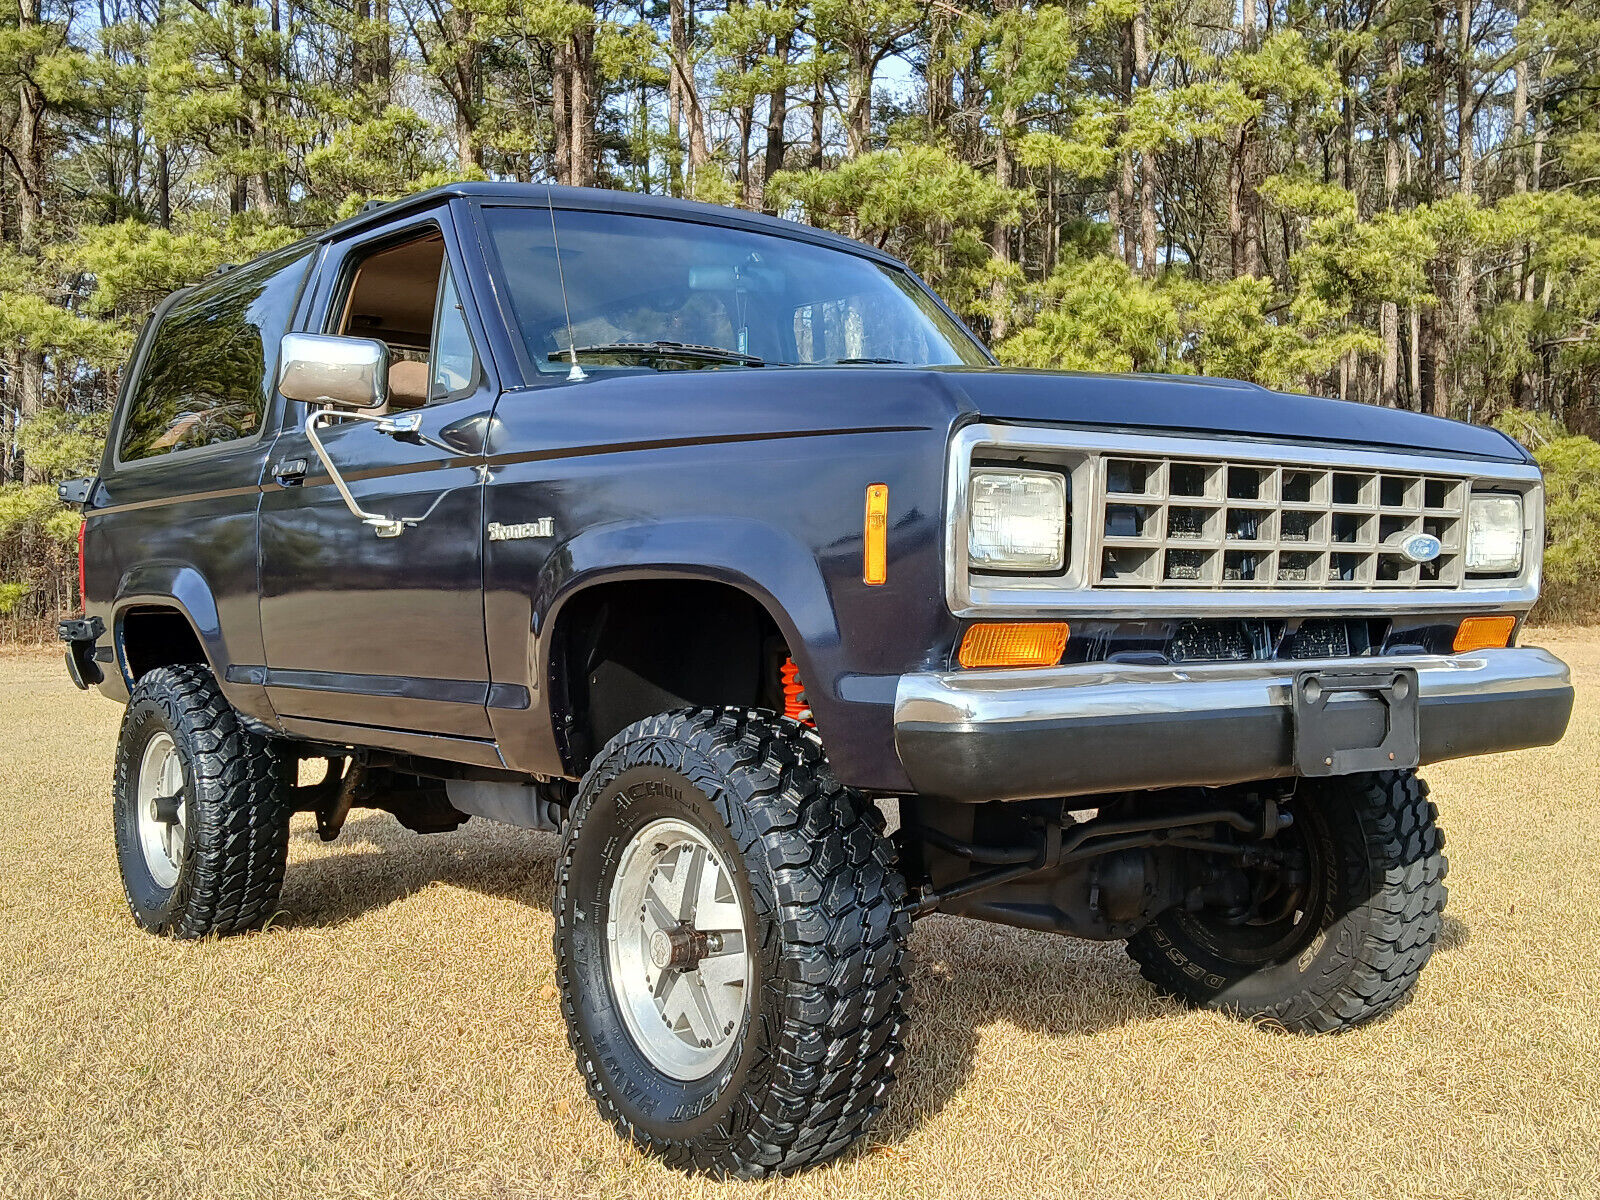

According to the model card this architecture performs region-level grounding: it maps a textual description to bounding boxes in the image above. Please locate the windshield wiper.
[550,340,765,367]
[825,357,906,365]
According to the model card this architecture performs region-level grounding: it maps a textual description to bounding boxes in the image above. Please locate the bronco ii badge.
[488,519,554,541]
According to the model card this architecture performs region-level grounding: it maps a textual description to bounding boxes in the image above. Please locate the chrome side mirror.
[277,332,391,410]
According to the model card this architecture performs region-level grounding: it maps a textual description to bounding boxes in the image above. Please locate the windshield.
[481,205,991,374]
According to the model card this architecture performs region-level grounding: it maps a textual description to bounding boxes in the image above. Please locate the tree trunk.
[987,0,1017,340]
[1380,21,1401,406]
[447,3,482,170]
[845,41,873,156]
[1133,5,1159,278]
[927,9,954,139]
[571,25,596,187]
[1422,0,1450,417]
[15,0,47,254]
[810,71,824,167]
[761,29,790,213]
[1512,0,1528,196]
[1453,0,1476,411]
[669,0,709,183]
[665,43,682,195]
[989,112,1014,341]
[14,0,48,484]
[155,148,171,229]
[1118,24,1137,269]
[553,45,571,185]
[1239,0,1261,278]
[455,104,480,172]
[737,97,754,207]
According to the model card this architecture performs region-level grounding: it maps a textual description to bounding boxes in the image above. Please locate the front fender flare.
[535,516,841,699]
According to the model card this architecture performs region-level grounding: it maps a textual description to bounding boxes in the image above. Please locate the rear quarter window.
[117,244,314,463]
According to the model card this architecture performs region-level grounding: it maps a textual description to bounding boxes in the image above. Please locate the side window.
[334,226,480,409]
[119,245,313,462]
[430,267,480,402]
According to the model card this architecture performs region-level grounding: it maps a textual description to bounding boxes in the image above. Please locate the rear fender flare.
[111,563,225,685]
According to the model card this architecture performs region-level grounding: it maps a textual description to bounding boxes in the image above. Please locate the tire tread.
[555,707,909,1177]
[1126,770,1447,1033]
[116,664,290,938]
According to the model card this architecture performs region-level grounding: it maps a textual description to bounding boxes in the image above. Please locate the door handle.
[273,457,308,485]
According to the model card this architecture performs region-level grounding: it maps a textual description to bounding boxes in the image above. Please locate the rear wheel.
[1126,770,1447,1032]
[555,708,909,1177]
[112,664,291,938]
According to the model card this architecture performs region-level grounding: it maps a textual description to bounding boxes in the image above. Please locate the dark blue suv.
[59,183,1572,1176]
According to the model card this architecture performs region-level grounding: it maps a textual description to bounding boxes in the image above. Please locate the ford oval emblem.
[1400,533,1442,564]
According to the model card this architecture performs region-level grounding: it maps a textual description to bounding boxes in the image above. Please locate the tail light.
[77,519,87,608]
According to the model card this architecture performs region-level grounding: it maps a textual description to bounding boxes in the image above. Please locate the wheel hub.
[606,818,752,1080]
[135,731,187,889]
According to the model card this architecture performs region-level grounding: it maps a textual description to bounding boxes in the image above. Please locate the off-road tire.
[1126,770,1447,1033]
[112,664,291,937]
[554,708,910,1177]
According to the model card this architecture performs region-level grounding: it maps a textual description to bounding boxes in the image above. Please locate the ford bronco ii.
[58,183,1573,1176]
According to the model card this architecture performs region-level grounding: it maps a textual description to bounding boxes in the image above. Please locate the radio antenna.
[547,186,587,382]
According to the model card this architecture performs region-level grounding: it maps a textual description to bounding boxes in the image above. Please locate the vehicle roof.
[311,182,900,266]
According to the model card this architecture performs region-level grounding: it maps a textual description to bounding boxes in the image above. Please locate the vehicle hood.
[934,368,1530,463]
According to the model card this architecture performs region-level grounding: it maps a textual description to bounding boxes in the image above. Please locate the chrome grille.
[1093,456,1468,589]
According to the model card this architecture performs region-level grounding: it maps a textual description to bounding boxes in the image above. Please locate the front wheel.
[1126,770,1447,1033]
[554,708,909,1177]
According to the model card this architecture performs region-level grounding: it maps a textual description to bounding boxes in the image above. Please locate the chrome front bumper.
[893,647,1573,802]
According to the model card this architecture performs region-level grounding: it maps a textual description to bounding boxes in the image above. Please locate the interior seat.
[386,359,429,411]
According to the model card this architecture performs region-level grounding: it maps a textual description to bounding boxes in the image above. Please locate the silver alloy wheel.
[135,731,187,888]
[605,818,752,1080]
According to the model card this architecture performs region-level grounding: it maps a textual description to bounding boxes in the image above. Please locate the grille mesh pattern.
[1093,456,1467,589]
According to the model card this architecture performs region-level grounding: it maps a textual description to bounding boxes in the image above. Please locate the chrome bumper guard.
[893,647,1573,803]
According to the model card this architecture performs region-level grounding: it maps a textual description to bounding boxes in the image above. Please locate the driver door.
[257,210,499,744]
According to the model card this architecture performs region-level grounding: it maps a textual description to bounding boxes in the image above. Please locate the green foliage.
[1496,411,1600,621]
[998,260,1367,388]
[0,582,30,616]
[0,485,62,540]
[304,109,453,221]
[70,218,297,319]
[997,257,1180,373]
[15,409,107,482]
[770,145,1024,312]
[5,0,1600,622]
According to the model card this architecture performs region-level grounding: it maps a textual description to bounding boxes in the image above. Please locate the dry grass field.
[3,637,1599,1200]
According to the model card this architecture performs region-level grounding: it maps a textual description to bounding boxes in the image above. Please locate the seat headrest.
[386,359,430,411]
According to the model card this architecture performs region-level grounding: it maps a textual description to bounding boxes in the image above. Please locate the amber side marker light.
[864,484,889,585]
[959,622,1070,669]
[1454,615,1516,653]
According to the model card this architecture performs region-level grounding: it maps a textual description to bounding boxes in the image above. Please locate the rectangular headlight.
[1465,493,1524,574]
[968,469,1067,572]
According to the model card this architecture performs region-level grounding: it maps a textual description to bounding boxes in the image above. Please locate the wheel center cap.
[649,924,710,972]
[649,928,675,970]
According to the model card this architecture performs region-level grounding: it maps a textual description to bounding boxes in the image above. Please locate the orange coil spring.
[781,657,813,724]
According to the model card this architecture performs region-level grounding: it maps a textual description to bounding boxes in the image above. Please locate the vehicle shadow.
[279,812,560,927]
[278,812,1171,1141]
[277,812,1472,1152]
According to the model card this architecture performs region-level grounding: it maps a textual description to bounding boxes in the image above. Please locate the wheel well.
[554,580,789,767]
[120,606,208,680]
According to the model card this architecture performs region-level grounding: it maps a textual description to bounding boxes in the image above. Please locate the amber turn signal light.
[863,484,889,585]
[1453,615,1516,653]
[958,622,1069,669]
